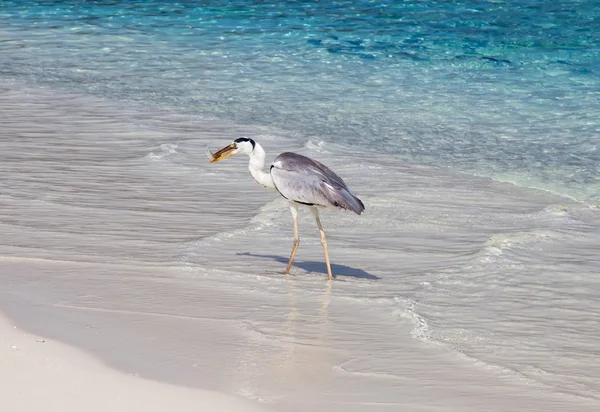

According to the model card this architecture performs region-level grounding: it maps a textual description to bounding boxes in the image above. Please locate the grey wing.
[270,152,365,215]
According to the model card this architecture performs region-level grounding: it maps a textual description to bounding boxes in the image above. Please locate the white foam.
[145,143,178,160]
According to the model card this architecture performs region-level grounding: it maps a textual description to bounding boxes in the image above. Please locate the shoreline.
[2,258,598,412]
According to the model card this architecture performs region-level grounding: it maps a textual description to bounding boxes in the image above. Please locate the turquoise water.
[1,0,599,200]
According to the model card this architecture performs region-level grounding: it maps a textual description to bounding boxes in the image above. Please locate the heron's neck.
[248,143,275,189]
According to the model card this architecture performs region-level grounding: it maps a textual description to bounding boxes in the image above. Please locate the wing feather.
[270,152,365,214]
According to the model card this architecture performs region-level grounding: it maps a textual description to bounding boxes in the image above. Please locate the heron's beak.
[207,144,235,163]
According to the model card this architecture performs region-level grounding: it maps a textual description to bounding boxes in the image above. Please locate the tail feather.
[326,186,365,215]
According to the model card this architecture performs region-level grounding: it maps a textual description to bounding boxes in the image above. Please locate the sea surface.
[1,1,599,411]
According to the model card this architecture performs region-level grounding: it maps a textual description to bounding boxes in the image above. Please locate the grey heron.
[207,137,365,280]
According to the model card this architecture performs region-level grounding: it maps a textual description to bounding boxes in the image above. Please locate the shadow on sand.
[237,252,380,280]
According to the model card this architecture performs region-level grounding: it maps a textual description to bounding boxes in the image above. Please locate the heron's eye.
[233,143,238,149]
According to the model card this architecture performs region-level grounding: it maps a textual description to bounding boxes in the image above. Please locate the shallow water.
[1,84,599,411]
[1,1,600,410]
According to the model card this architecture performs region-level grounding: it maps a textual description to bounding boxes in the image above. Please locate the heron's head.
[207,137,255,163]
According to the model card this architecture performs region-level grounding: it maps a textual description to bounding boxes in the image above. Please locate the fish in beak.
[206,143,235,163]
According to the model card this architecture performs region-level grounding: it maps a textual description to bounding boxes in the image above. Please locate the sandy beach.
[0,313,266,412]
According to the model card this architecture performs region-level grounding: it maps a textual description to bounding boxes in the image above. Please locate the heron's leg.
[285,203,300,274]
[310,207,333,280]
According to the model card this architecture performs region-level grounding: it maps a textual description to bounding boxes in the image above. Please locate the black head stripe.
[234,137,255,149]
